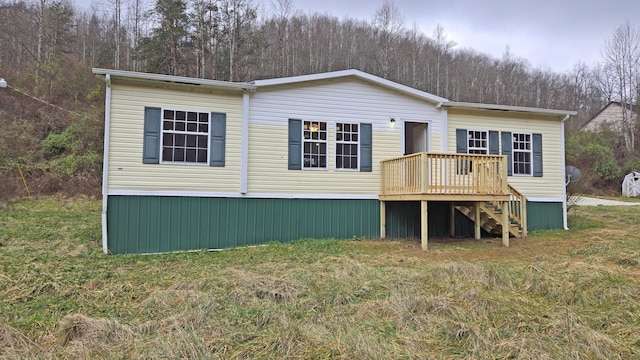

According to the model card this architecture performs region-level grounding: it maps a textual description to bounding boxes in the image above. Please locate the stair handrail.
[508,184,527,237]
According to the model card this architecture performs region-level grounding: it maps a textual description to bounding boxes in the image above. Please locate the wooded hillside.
[0,0,638,199]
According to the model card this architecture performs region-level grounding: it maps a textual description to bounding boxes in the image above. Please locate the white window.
[336,123,359,170]
[303,120,327,169]
[468,130,488,154]
[513,133,532,175]
[161,109,209,164]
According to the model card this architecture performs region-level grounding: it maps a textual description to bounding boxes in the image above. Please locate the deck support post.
[380,201,386,238]
[421,200,429,250]
[502,200,509,247]
[474,202,481,240]
[449,202,455,237]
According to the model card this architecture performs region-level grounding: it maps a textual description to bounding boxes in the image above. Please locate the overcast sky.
[74,0,640,73]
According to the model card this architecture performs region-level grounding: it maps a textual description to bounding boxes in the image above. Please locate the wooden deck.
[379,152,527,250]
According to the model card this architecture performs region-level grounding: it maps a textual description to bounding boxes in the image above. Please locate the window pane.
[174,148,185,161]
[337,133,343,141]
[163,133,173,146]
[198,135,207,148]
[344,123,351,132]
[197,149,207,163]
[319,155,326,167]
[199,113,208,122]
[162,147,173,161]
[186,149,197,162]
[336,144,343,155]
[353,124,358,132]
[187,123,197,132]
[320,131,326,140]
[163,110,174,119]
[175,121,186,131]
[350,144,358,156]
[176,111,186,121]
[175,134,186,146]
[352,134,358,142]
[187,112,197,122]
[163,120,173,130]
[186,135,197,147]
[199,123,208,133]
[336,157,343,169]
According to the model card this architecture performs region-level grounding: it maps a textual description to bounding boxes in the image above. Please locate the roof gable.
[252,69,448,105]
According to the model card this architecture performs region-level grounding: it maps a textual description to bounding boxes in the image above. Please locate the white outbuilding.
[622,171,640,197]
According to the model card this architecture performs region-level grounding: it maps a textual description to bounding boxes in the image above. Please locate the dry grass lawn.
[1,198,639,359]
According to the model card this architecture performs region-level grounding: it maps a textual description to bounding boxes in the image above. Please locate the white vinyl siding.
[107,83,242,192]
[248,124,397,194]
[247,78,444,195]
[447,109,564,199]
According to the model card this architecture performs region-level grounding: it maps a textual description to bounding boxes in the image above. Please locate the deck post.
[502,200,509,247]
[474,202,481,240]
[380,201,386,238]
[421,200,428,250]
[449,202,455,237]
[420,153,428,193]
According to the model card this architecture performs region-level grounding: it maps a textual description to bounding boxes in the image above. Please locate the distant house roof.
[581,101,639,131]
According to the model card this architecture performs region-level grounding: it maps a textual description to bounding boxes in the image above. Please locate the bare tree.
[372,0,405,79]
[602,20,640,151]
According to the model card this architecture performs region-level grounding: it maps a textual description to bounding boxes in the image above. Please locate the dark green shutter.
[455,129,469,174]
[210,112,226,167]
[360,123,372,172]
[288,119,302,170]
[489,131,499,154]
[143,107,161,164]
[501,131,513,176]
[533,133,543,177]
[456,129,467,153]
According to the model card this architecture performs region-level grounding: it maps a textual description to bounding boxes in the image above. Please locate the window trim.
[159,107,211,166]
[302,120,328,170]
[512,132,533,176]
[467,129,489,154]
[335,121,360,171]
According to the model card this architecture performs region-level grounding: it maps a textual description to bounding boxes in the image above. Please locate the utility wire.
[5,84,84,117]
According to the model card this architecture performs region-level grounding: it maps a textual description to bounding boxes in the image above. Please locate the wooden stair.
[455,185,527,238]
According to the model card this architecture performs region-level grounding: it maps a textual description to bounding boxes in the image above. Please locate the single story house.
[93,68,576,254]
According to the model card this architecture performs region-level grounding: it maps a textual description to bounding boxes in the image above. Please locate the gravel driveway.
[572,196,640,206]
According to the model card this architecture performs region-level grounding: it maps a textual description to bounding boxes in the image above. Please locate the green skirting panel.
[107,196,380,254]
[526,201,563,231]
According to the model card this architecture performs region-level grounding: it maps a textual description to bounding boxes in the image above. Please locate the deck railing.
[380,152,509,196]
